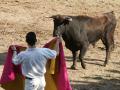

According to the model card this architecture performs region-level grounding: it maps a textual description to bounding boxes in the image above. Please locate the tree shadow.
[112,62,120,66]
[106,69,120,75]
[71,76,120,90]
[0,52,7,65]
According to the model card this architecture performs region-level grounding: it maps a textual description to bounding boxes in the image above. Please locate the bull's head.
[50,15,72,37]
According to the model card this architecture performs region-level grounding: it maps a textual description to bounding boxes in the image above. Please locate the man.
[12,32,58,90]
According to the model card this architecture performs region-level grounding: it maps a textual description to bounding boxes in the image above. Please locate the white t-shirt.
[12,47,57,78]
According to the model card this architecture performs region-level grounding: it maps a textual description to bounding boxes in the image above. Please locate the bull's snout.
[53,30,59,37]
[53,32,57,37]
[53,33,59,37]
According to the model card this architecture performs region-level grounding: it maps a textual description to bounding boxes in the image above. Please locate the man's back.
[13,47,57,78]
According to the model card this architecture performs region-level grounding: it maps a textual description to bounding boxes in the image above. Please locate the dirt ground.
[0,0,120,90]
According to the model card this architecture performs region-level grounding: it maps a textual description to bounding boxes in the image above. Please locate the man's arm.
[42,37,61,60]
[43,48,57,60]
[12,46,23,65]
[52,37,61,55]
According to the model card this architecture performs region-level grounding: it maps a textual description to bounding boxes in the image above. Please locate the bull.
[50,11,116,69]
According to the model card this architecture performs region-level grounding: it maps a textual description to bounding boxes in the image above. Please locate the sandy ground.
[0,0,120,90]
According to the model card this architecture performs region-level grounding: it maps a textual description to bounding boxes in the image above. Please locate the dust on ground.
[0,0,120,90]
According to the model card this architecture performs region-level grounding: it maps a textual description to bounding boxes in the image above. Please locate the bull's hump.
[76,15,93,21]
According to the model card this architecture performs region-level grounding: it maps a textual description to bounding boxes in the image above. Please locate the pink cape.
[0,38,72,90]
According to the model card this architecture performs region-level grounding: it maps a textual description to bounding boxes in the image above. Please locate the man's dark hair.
[26,32,37,46]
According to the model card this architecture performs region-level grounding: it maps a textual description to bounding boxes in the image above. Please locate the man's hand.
[53,37,62,55]
[11,45,17,51]
[57,36,62,42]
[11,45,18,65]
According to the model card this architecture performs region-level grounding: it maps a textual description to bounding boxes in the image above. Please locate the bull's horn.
[65,17,72,21]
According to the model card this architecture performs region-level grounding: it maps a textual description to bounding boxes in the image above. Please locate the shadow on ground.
[65,56,104,66]
[71,75,120,90]
[69,60,120,90]
[0,52,7,65]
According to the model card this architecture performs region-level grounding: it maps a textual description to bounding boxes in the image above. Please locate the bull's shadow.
[67,56,120,90]
[71,75,120,90]
[0,52,7,65]
[65,56,104,67]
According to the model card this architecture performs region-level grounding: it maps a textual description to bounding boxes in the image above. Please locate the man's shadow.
[0,52,7,65]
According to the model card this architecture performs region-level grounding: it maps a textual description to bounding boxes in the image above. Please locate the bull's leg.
[111,34,115,51]
[106,32,115,51]
[104,48,111,66]
[101,36,112,66]
[71,51,78,70]
[92,42,96,48]
[79,44,88,69]
[110,26,116,51]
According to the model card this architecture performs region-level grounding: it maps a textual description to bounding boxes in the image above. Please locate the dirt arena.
[0,0,120,90]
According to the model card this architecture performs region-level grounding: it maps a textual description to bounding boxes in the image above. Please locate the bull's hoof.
[82,66,86,69]
[104,60,108,67]
[81,64,86,69]
[70,65,77,70]
[104,63,107,67]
